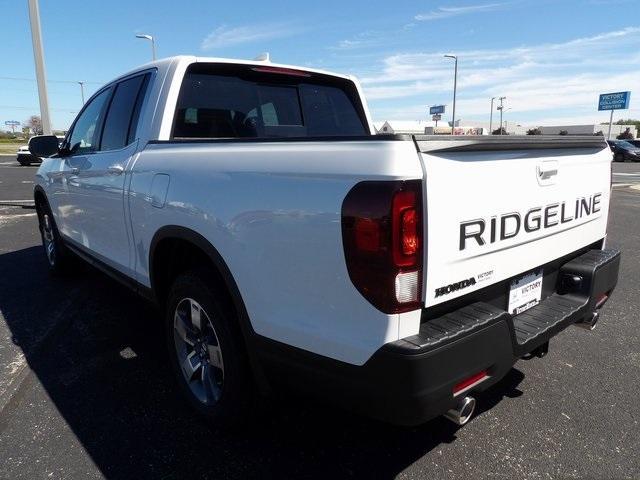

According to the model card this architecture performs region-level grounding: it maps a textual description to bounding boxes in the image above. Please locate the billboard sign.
[429,105,445,115]
[432,114,442,121]
[598,92,631,111]
[4,121,20,126]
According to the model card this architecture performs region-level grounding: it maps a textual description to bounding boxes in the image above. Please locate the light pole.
[497,96,506,135]
[489,97,496,134]
[444,54,457,135]
[78,81,85,105]
[27,0,52,135]
[135,34,156,61]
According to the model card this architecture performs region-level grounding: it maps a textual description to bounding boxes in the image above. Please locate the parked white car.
[16,144,40,165]
[30,56,620,428]
[17,136,64,165]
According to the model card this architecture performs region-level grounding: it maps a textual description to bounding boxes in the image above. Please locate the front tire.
[165,269,252,429]
[614,153,624,162]
[36,199,74,274]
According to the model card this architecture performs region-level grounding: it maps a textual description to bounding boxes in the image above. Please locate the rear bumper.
[255,248,620,426]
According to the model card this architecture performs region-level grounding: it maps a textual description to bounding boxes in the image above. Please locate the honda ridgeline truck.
[30,56,620,427]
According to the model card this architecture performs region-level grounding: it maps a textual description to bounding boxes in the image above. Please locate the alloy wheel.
[173,297,225,405]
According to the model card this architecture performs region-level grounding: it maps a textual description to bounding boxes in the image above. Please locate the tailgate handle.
[537,161,558,180]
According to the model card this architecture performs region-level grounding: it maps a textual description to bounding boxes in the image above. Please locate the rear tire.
[18,159,30,166]
[165,268,253,429]
[36,199,74,274]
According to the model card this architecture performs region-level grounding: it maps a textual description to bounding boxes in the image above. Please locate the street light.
[444,54,457,135]
[496,96,506,135]
[135,34,156,61]
[489,97,496,133]
[78,81,85,105]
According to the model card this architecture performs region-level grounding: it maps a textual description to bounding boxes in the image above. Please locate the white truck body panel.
[128,140,423,365]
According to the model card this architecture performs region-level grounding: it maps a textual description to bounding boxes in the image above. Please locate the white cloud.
[415,2,509,21]
[201,23,301,50]
[354,27,640,125]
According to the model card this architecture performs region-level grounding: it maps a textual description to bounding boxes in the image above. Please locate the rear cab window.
[171,63,369,139]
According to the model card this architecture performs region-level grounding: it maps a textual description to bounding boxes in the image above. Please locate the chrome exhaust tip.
[443,396,476,426]
[575,311,599,331]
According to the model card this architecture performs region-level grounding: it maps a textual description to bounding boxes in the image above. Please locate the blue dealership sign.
[598,91,631,111]
[429,105,445,115]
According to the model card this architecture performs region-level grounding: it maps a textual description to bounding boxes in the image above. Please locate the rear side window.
[100,74,148,151]
[172,64,368,139]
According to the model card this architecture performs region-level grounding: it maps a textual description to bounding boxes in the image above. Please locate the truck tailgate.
[415,136,612,308]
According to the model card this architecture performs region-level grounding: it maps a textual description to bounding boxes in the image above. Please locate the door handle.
[107,164,124,175]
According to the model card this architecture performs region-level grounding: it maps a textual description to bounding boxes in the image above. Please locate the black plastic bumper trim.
[254,248,620,426]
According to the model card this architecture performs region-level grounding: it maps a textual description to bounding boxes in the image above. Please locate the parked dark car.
[607,140,640,162]
[626,139,640,148]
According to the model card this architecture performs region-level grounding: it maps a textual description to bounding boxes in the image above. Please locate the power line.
[0,76,103,85]
[0,105,78,113]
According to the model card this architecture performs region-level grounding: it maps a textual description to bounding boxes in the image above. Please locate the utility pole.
[78,81,85,105]
[27,0,52,135]
[497,97,506,135]
[444,55,458,135]
[489,97,496,134]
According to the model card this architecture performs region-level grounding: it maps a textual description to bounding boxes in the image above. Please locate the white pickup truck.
[30,55,620,427]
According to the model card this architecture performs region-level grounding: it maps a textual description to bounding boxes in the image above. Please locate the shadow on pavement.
[0,245,525,479]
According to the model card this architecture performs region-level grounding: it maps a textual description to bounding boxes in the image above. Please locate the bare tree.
[26,115,43,135]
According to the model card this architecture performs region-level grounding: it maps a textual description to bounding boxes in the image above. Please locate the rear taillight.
[341,180,423,313]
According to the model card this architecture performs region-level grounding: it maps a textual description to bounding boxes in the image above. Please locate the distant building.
[373,119,637,138]
[537,124,637,138]
[373,121,432,134]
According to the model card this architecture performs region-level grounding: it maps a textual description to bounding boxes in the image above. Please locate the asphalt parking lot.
[0,154,639,479]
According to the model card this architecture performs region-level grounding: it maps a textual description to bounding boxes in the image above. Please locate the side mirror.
[28,135,60,158]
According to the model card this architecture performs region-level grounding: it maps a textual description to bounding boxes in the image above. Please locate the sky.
[1,0,638,131]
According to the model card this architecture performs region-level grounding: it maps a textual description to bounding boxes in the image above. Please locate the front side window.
[172,64,368,139]
[68,88,111,154]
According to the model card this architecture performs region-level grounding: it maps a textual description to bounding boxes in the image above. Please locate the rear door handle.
[107,164,124,175]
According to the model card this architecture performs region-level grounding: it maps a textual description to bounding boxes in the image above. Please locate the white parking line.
[21,181,34,184]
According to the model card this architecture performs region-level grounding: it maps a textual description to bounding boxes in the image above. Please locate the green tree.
[558,130,568,136]
[527,127,542,135]
[492,127,507,135]
[617,127,634,140]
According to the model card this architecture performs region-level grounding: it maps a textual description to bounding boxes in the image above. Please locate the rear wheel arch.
[149,226,270,392]
[149,227,246,317]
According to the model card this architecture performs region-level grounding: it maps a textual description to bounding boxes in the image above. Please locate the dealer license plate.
[508,270,543,315]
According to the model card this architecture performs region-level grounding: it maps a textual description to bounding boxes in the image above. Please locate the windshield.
[172,64,368,139]
[615,141,636,150]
